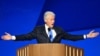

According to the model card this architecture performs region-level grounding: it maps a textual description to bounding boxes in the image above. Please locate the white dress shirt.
[45,24,56,39]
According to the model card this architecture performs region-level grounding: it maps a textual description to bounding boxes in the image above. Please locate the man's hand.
[1,32,12,40]
[87,30,99,38]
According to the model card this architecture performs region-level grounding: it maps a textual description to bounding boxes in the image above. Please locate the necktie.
[48,28,53,42]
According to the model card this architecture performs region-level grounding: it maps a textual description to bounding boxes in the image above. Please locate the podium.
[17,43,84,56]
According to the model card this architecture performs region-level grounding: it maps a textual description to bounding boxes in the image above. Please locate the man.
[1,11,99,43]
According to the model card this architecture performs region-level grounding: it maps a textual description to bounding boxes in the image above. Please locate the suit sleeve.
[15,27,38,41]
[59,28,84,41]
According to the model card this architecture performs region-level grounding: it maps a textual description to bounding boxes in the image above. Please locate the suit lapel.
[53,26,60,36]
[41,25,60,42]
[41,25,50,40]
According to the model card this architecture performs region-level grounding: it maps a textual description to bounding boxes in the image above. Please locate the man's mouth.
[52,24,54,25]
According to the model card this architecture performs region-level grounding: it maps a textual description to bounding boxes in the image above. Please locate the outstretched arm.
[61,29,99,41]
[1,27,38,41]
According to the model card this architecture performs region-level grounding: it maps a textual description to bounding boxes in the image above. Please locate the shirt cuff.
[83,35,87,39]
[12,36,16,40]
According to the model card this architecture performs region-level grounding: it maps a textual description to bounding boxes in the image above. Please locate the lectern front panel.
[17,43,84,56]
[29,44,66,56]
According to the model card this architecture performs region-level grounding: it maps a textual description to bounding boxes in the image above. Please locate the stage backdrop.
[0,0,45,56]
[37,0,100,31]
[0,0,100,56]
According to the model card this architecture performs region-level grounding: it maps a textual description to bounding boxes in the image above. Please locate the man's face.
[45,14,55,28]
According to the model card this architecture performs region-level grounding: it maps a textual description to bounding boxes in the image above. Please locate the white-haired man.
[1,11,99,43]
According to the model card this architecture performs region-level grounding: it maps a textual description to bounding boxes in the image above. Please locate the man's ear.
[44,19,47,23]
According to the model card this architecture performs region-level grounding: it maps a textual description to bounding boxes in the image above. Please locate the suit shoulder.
[34,25,44,29]
[54,26,63,30]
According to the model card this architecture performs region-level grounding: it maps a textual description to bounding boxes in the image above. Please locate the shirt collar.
[45,24,49,30]
[45,24,54,30]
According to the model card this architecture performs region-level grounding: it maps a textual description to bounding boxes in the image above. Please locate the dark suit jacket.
[15,25,84,43]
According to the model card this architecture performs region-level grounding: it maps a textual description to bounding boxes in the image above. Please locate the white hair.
[44,11,55,20]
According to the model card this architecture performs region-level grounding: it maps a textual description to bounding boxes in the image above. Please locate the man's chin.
[50,25,54,28]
